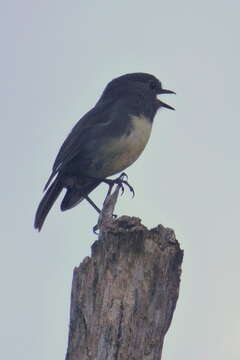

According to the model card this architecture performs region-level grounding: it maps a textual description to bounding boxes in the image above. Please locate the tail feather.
[34,178,63,231]
[61,181,100,211]
[60,188,83,211]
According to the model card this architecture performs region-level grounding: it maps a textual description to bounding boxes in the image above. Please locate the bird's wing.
[44,98,131,191]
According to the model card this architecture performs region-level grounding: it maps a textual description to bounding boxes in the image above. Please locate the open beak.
[157,88,176,110]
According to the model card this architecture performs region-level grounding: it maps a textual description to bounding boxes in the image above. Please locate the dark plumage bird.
[34,73,175,231]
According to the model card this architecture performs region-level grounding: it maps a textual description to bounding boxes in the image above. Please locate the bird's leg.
[84,195,101,214]
[84,193,117,234]
[102,172,135,197]
[83,173,135,197]
[82,173,135,234]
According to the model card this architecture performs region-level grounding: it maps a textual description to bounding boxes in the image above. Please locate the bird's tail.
[60,181,100,211]
[34,177,63,231]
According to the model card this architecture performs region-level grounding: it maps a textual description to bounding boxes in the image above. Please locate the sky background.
[1,1,240,359]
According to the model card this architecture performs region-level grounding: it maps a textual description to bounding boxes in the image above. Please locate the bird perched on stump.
[34,73,175,231]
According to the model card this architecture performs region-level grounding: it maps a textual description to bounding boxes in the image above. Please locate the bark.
[65,216,183,360]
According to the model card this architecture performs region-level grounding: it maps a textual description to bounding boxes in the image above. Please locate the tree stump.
[65,216,183,360]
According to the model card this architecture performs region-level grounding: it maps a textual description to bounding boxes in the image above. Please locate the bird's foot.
[103,173,135,197]
[93,223,99,234]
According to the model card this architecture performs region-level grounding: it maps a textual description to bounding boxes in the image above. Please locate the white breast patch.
[100,114,153,176]
[129,114,152,154]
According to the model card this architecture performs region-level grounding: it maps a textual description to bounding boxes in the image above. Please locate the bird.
[34,73,175,231]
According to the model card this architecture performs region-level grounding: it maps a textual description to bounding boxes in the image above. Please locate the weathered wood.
[93,184,121,235]
[65,216,183,360]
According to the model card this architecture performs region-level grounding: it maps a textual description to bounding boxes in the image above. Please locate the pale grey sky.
[1,1,240,359]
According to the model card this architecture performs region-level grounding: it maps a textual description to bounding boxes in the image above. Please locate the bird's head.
[101,73,175,111]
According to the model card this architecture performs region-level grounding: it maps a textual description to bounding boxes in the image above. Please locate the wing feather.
[44,99,121,190]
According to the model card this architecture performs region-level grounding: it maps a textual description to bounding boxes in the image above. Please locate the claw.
[120,172,128,181]
[120,183,125,196]
[93,224,99,234]
[101,173,135,198]
[121,180,135,198]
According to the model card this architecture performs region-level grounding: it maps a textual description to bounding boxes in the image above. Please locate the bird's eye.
[149,80,157,90]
